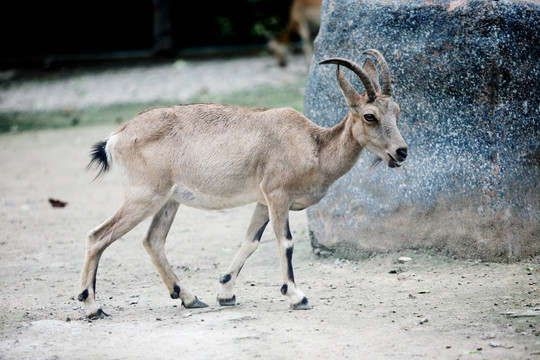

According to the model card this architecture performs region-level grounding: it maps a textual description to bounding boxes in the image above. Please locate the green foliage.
[0,81,305,133]
[194,81,305,110]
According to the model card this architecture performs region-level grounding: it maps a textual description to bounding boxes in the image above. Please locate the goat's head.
[320,49,408,168]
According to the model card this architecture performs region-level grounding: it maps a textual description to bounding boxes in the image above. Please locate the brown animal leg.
[78,191,169,318]
[217,203,269,306]
[143,199,207,308]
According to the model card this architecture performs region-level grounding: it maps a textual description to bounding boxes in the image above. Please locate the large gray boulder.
[305,0,540,261]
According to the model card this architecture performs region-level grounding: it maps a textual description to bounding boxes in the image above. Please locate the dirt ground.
[0,121,538,360]
[0,56,539,359]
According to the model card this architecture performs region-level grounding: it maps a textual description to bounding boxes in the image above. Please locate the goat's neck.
[317,114,363,182]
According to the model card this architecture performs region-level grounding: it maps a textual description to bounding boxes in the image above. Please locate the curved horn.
[362,49,392,96]
[320,58,377,102]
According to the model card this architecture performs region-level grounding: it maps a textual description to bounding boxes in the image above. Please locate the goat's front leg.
[266,193,312,310]
[217,203,269,306]
[298,19,314,67]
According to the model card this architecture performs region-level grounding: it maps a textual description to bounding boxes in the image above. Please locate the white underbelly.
[171,184,263,210]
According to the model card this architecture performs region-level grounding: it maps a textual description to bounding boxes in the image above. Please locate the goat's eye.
[363,113,377,123]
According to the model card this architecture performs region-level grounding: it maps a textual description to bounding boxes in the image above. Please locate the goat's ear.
[363,59,381,94]
[336,65,362,113]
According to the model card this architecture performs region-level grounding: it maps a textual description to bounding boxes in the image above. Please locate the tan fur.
[78,52,408,317]
[268,0,322,67]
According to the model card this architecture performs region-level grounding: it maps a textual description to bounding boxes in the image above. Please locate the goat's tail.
[87,139,112,180]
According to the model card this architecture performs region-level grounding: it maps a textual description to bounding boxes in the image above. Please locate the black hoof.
[218,295,236,306]
[183,297,208,309]
[88,308,111,320]
[292,297,312,310]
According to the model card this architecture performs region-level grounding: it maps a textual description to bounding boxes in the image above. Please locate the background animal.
[268,0,322,67]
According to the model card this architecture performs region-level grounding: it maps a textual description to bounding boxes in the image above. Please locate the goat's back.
[107,104,322,197]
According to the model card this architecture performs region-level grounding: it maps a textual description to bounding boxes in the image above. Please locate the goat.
[268,0,321,67]
[78,49,408,319]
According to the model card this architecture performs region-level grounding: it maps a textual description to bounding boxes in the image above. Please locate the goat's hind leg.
[78,195,164,319]
[143,200,207,309]
[217,203,269,306]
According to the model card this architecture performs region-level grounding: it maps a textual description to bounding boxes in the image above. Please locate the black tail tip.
[88,140,110,178]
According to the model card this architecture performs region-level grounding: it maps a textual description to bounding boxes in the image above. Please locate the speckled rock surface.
[305,0,540,260]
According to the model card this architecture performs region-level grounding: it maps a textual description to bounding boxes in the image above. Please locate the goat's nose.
[396,147,408,162]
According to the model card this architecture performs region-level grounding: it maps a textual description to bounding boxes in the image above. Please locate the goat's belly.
[171,185,262,210]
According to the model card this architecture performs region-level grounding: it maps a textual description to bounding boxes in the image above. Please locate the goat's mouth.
[387,154,403,168]
[370,153,405,170]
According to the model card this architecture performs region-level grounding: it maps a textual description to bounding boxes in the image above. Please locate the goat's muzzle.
[388,147,408,168]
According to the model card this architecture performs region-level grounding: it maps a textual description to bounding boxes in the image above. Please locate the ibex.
[268,0,321,67]
[78,49,407,319]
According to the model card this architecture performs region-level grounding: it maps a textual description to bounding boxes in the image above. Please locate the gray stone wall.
[305,0,540,261]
